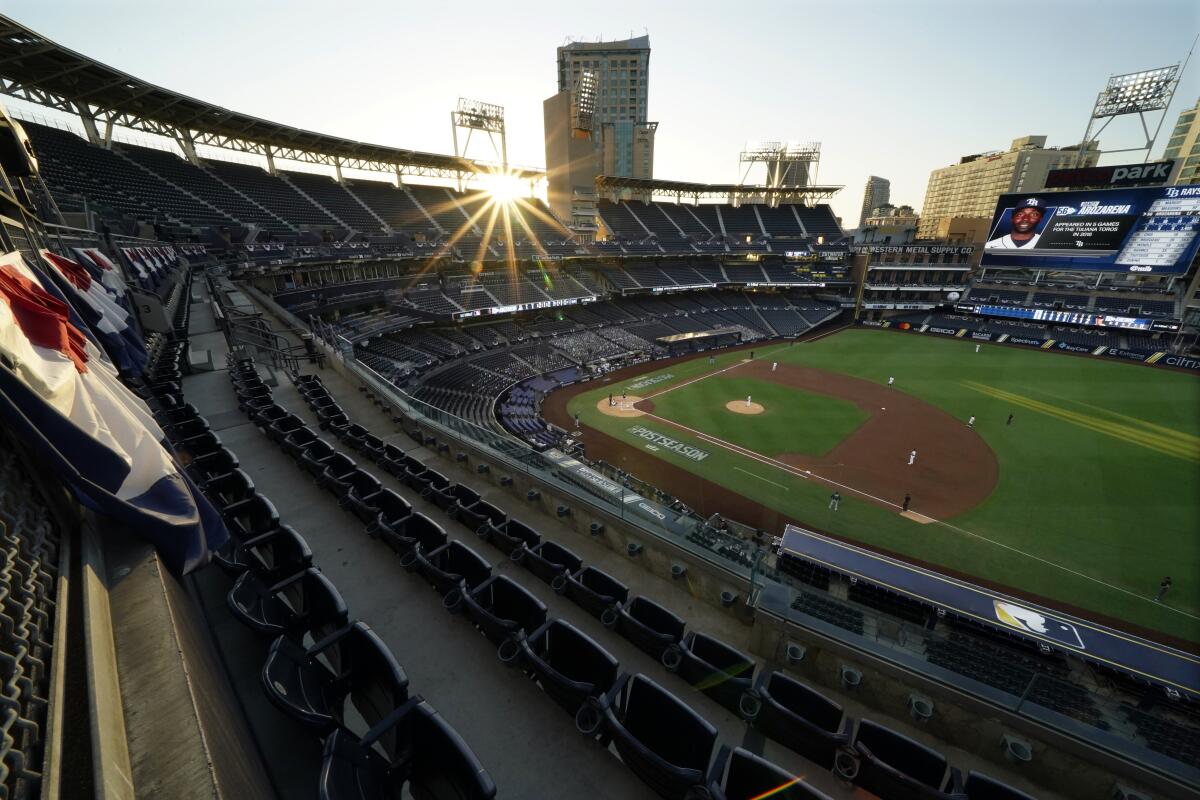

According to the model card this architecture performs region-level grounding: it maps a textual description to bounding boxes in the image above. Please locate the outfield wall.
[860,319,1200,371]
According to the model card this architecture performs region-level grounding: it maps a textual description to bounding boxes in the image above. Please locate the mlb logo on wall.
[993,600,1084,648]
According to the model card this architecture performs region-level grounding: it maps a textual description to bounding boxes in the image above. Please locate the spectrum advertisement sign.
[981,185,1200,274]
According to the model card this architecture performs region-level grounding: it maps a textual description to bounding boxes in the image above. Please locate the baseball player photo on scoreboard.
[985,197,1052,250]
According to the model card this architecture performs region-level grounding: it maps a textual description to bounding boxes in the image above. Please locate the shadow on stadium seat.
[502,618,620,718]
[577,673,718,800]
[741,670,851,770]
[675,631,756,715]
[412,540,492,598]
[522,539,582,588]
[616,596,687,665]
[844,719,964,799]
[228,566,348,642]
[564,565,629,623]
[204,468,258,511]
[262,621,408,734]
[224,524,312,589]
[185,446,239,488]
[319,696,497,800]
[700,746,832,800]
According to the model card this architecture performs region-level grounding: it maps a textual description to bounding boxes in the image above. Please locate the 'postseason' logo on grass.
[626,373,674,391]
[627,425,710,462]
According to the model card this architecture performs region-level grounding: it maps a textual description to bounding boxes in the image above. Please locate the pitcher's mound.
[726,400,765,415]
[597,395,646,418]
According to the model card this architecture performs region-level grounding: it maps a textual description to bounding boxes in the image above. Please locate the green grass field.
[569,330,1200,643]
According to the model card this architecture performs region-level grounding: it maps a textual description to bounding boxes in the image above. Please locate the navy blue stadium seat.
[430,482,479,514]
[459,574,547,644]
[383,511,447,559]
[848,719,961,799]
[703,746,833,800]
[617,596,687,663]
[319,696,497,800]
[521,539,582,587]
[579,673,718,800]
[262,621,408,734]
[281,425,321,459]
[268,413,306,444]
[458,498,505,533]
[338,471,384,521]
[478,517,540,559]
[300,439,340,478]
[505,618,620,717]
[316,454,358,493]
[675,631,756,714]
[228,567,348,641]
[215,494,281,573]
[413,540,492,597]
[962,771,1037,800]
[564,565,629,622]
[363,489,412,539]
[743,670,850,770]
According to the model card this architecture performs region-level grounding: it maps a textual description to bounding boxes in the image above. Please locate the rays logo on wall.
[993,600,1084,648]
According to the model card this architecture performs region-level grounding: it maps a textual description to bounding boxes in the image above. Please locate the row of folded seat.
[169,355,497,800]
[246,366,1038,800]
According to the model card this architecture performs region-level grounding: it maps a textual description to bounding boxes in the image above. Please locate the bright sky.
[6,0,1199,226]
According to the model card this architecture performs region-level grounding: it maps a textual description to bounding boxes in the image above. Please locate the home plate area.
[725,400,764,415]
[596,395,646,418]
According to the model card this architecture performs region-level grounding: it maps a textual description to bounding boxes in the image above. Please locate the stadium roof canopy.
[0,15,542,180]
[595,175,842,204]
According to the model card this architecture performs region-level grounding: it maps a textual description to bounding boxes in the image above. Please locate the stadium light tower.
[451,97,507,188]
[737,141,821,206]
[1073,56,1189,167]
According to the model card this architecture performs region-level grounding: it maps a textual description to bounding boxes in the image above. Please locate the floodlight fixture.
[1092,66,1178,118]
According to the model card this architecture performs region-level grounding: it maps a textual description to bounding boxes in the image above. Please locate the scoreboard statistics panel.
[981,185,1200,274]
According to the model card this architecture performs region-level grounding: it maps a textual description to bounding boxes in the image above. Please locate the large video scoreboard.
[981,185,1200,274]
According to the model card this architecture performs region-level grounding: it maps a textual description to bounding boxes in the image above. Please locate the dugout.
[656,327,742,356]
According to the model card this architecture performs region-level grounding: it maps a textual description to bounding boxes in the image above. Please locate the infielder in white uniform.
[907,449,917,466]
[986,197,1048,250]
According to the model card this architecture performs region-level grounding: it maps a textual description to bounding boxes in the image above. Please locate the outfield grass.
[648,375,868,457]
[568,331,1200,643]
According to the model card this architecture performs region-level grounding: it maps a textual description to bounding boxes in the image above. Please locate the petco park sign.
[627,425,710,462]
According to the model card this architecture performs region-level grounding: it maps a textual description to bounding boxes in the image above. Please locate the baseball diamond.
[548,328,1200,645]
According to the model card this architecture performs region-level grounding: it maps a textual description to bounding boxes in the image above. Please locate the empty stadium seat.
[413,540,492,597]
[703,746,833,800]
[963,771,1037,800]
[579,673,719,800]
[847,719,960,799]
[383,511,447,559]
[300,440,340,478]
[564,565,629,622]
[216,494,282,573]
[617,596,687,663]
[227,567,348,641]
[262,621,408,734]
[363,489,413,539]
[337,471,384,520]
[674,631,756,714]
[458,574,548,644]
[281,425,321,459]
[268,413,306,444]
[740,671,848,770]
[316,454,358,494]
[503,618,621,718]
[521,539,582,587]
[319,696,497,800]
[430,482,480,514]
[458,498,506,533]
[478,517,541,559]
